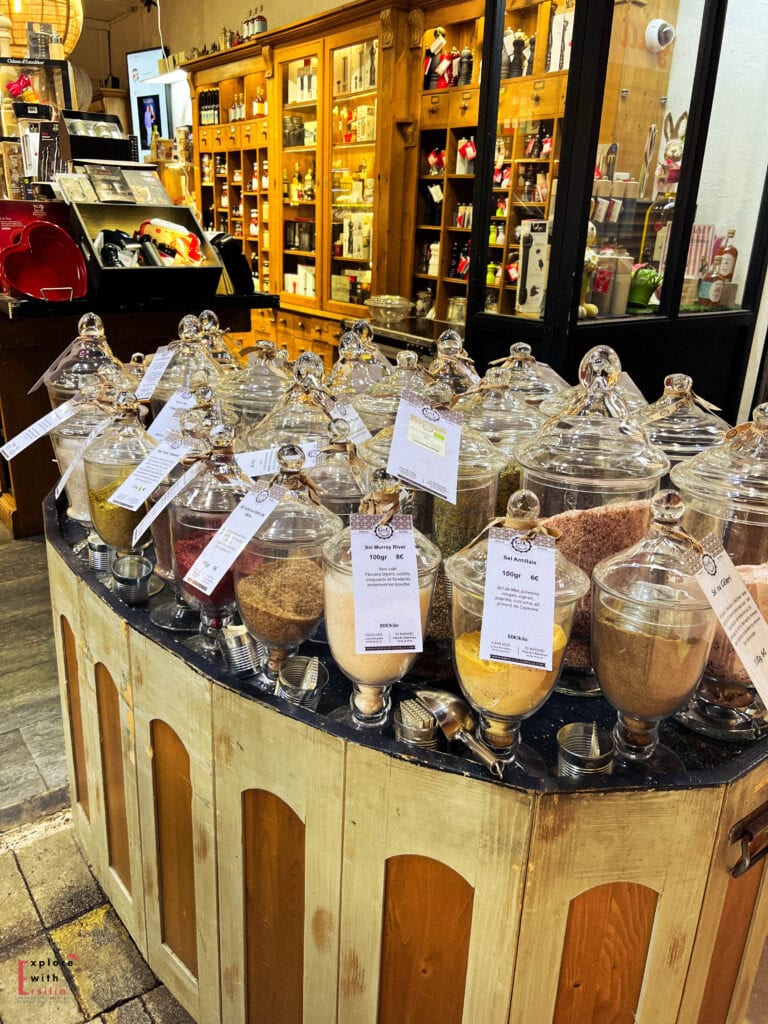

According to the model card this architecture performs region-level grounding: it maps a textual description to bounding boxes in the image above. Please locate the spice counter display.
[9,312,768,1022]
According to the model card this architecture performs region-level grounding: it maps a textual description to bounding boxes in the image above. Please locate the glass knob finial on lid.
[650,488,685,524]
[295,350,325,381]
[397,350,418,368]
[579,344,622,387]
[199,308,220,332]
[436,329,463,356]
[78,311,105,340]
[506,488,540,521]
[276,442,306,473]
[178,314,202,342]
[350,318,374,343]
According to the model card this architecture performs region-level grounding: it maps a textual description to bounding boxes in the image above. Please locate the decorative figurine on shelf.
[427,242,440,277]
[510,29,528,78]
[654,110,687,197]
[578,221,599,318]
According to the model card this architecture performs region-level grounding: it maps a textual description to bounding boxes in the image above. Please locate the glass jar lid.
[635,373,730,462]
[453,367,545,445]
[592,490,711,610]
[82,392,156,467]
[444,489,589,600]
[151,314,224,400]
[245,361,334,452]
[306,420,366,503]
[539,345,648,417]
[323,472,440,576]
[347,319,394,379]
[487,342,568,405]
[247,445,344,550]
[427,330,480,395]
[199,308,237,371]
[45,313,124,397]
[325,332,387,397]
[358,382,506,483]
[352,349,434,432]
[171,424,254,512]
[670,402,768,517]
[216,340,290,418]
[517,377,670,484]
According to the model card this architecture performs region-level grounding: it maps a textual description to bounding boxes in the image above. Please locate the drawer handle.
[297,320,305,329]
[314,327,323,335]
[531,92,540,103]
[279,317,287,326]
[730,801,768,878]
[460,102,469,113]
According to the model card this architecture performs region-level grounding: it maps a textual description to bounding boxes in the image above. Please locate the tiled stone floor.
[0,525,69,830]
[0,811,192,1023]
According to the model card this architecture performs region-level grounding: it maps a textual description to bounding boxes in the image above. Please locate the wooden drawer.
[223,123,241,150]
[241,119,268,149]
[421,90,451,127]
[450,87,479,126]
[198,127,215,151]
[517,75,563,120]
[251,306,277,343]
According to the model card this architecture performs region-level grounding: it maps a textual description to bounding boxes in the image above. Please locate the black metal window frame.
[465,0,768,420]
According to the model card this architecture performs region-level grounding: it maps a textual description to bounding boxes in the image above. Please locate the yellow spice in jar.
[455,625,567,716]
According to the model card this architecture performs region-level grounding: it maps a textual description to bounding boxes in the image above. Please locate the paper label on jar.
[134,346,174,400]
[387,391,461,503]
[183,486,283,596]
[330,401,372,444]
[350,513,423,654]
[480,527,556,670]
[1,399,78,461]
[132,461,204,547]
[686,534,768,706]
[108,440,194,512]
[147,388,197,440]
[235,446,321,478]
[55,420,109,499]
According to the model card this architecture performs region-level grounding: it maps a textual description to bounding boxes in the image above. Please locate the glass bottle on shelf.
[717,229,738,281]
[696,255,724,308]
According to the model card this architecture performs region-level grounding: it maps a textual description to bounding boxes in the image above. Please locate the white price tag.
[183,486,282,596]
[236,447,279,477]
[1,400,78,461]
[134,346,174,400]
[387,391,461,503]
[350,513,423,654]
[109,441,192,511]
[55,420,109,499]
[132,461,204,548]
[147,388,197,440]
[480,527,556,669]
[690,535,768,707]
[331,401,372,444]
[427,183,444,203]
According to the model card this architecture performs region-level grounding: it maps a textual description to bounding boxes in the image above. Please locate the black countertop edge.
[1,292,279,321]
[43,492,768,797]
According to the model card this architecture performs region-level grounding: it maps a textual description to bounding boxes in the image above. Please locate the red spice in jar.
[174,532,237,607]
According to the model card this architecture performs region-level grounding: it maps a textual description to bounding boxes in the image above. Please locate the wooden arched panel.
[697,859,766,1024]
[553,881,659,1024]
[377,854,474,1024]
[151,719,198,977]
[243,788,305,1024]
[61,615,89,818]
[95,663,130,891]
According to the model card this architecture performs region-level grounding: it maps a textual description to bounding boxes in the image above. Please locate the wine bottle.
[717,229,738,281]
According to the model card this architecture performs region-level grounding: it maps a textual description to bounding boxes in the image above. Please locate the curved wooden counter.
[44,497,768,1024]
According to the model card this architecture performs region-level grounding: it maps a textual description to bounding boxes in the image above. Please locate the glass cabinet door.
[479,2,569,321]
[275,47,321,308]
[324,34,378,314]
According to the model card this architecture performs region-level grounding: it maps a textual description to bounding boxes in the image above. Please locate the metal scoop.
[413,689,504,779]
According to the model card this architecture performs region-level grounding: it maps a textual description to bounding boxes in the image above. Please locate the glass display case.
[0,58,73,139]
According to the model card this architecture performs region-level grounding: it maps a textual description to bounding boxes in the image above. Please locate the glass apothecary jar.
[427,330,480,395]
[325,332,387,399]
[50,397,111,523]
[539,345,648,418]
[323,474,441,729]
[216,340,290,431]
[517,375,669,692]
[635,373,730,478]
[83,393,157,554]
[352,349,434,435]
[592,490,716,769]
[149,314,224,413]
[453,368,545,516]
[169,425,256,656]
[486,342,567,407]
[45,313,127,408]
[444,491,589,768]
[671,403,768,732]
[233,446,343,688]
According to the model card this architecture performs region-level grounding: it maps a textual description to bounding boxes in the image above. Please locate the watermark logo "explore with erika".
[17,954,77,997]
